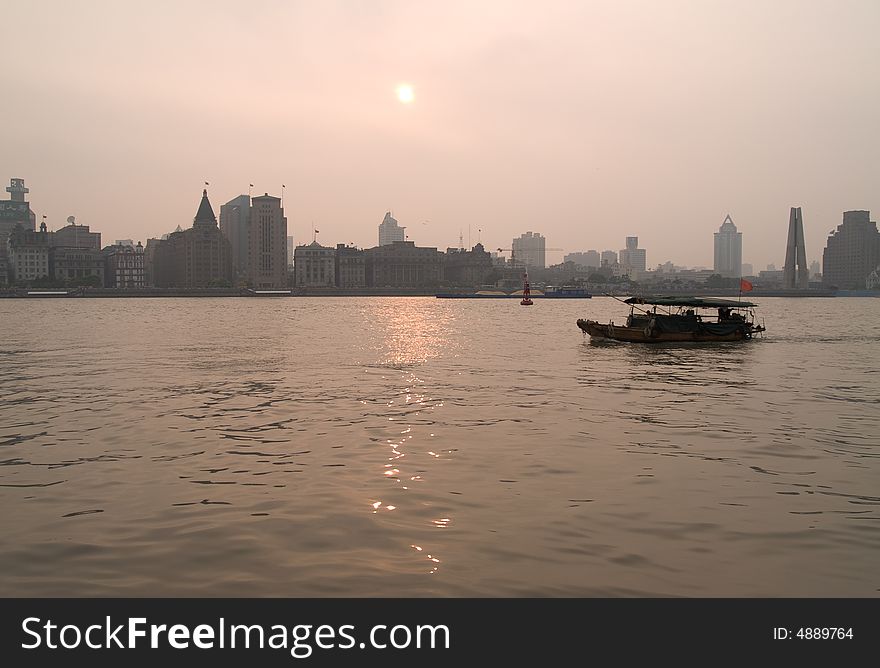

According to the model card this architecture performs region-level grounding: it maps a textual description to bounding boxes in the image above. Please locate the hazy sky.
[3,0,878,269]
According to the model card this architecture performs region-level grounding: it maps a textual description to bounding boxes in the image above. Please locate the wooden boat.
[577,296,765,342]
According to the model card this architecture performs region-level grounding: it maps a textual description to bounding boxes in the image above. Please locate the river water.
[0,296,878,596]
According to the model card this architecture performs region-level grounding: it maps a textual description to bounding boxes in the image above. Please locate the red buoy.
[520,270,533,306]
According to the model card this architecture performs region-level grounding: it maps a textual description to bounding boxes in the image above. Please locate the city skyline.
[2,1,878,270]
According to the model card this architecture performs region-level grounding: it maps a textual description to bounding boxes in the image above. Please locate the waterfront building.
[378,212,405,246]
[219,195,250,279]
[741,263,754,277]
[444,243,494,286]
[783,207,809,289]
[335,244,366,288]
[51,247,105,285]
[713,215,742,278]
[511,231,546,269]
[51,218,101,250]
[364,240,443,287]
[248,194,287,289]
[619,236,647,276]
[295,241,336,287]
[564,250,600,268]
[152,190,233,288]
[103,241,145,288]
[822,210,880,289]
[287,236,295,266]
[6,221,50,283]
[1,178,36,238]
[1,178,37,283]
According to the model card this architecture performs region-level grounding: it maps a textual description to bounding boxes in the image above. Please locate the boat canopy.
[624,296,758,308]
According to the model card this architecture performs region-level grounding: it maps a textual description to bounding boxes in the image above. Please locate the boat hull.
[576,318,756,342]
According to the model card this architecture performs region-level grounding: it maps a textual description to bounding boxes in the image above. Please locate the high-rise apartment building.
[822,210,880,289]
[511,231,546,269]
[619,236,646,275]
[600,250,618,267]
[564,250,600,268]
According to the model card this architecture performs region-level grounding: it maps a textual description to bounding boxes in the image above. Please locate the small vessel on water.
[521,271,533,306]
[577,296,765,342]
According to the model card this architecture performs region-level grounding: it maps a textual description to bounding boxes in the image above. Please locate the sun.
[396,84,414,104]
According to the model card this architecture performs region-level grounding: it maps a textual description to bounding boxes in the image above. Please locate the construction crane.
[496,247,564,267]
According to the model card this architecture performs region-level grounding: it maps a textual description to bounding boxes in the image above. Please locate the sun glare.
[397,84,414,104]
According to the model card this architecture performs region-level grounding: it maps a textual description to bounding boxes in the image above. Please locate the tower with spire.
[149,189,233,288]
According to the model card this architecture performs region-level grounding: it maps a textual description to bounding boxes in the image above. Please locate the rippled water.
[1,297,878,596]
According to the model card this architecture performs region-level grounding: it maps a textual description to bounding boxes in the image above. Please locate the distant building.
[7,221,50,283]
[364,241,443,287]
[783,207,809,289]
[51,247,105,285]
[152,190,233,288]
[512,231,546,269]
[600,250,618,268]
[741,263,754,277]
[713,215,742,278]
[335,244,366,288]
[219,195,250,279]
[808,260,820,279]
[564,250,600,268]
[287,236,295,267]
[1,178,37,283]
[822,210,880,289]
[444,243,494,286]
[103,242,145,288]
[247,194,287,289]
[758,269,785,287]
[378,212,406,246]
[51,218,102,251]
[619,236,646,275]
[295,242,336,287]
[1,178,36,237]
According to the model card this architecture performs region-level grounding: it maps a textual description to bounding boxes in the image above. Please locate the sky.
[2,0,878,270]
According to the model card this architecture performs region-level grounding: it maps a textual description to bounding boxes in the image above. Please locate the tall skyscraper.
[248,194,287,289]
[783,207,809,289]
[619,236,646,275]
[378,212,405,246]
[219,195,250,279]
[511,231,546,268]
[713,214,742,278]
[822,210,880,289]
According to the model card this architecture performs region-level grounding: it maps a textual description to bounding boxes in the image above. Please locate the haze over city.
[2,0,878,269]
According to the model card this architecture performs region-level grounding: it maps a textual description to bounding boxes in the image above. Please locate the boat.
[576,296,766,342]
[543,285,592,298]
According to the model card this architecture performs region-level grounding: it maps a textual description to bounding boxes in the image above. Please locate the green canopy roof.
[624,296,758,308]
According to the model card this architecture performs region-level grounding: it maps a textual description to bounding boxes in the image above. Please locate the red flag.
[740,278,753,292]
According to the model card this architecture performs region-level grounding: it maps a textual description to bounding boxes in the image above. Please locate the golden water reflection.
[362,299,460,577]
